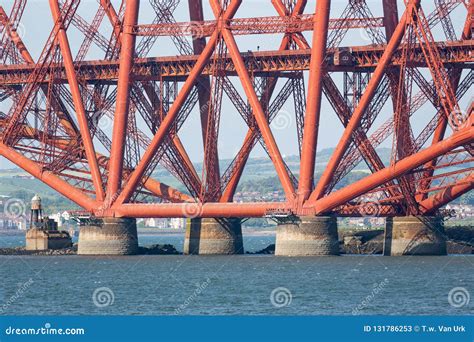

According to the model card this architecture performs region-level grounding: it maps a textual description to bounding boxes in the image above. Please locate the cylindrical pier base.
[78,217,138,255]
[275,216,339,256]
[383,216,447,256]
[184,218,244,255]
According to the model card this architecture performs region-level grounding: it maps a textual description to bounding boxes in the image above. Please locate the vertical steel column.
[115,0,242,205]
[188,0,212,145]
[106,0,140,199]
[382,0,399,39]
[188,0,220,198]
[49,0,104,201]
[465,1,474,38]
[297,0,331,202]
[310,7,409,202]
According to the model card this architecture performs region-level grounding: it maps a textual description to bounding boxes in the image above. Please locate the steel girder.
[0,0,471,219]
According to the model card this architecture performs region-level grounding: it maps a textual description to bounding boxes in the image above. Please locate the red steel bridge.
[0,0,472,220]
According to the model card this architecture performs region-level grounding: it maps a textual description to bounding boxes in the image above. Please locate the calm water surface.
[0,249,472,315]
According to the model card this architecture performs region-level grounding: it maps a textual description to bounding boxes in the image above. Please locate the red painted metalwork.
[298,0,330,202]
[0,0,471,219]
[106,0,139,199]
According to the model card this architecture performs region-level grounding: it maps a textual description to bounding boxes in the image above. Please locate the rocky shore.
[0,243,181,256]
[340,229,384,254]
[138,244,180,255]
[249,226,473,255]
[339,226,473,255]
[249,244,275,255]
[0,245,78,256]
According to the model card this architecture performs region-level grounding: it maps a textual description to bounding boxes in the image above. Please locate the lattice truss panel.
[0,0,472,218]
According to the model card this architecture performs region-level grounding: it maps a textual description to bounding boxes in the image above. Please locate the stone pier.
[184,218,244,255]
[78,217,139,255]
[275,216,339,256]
[383,216,447,256]
[26,228,72,251]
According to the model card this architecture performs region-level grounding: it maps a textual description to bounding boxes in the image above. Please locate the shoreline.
[1,227,471,256]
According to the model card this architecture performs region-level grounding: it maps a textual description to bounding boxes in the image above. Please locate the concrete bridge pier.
[383,216,447,256]
[78,217,139,255]
[275,216,339,256]
[184,218,244,255]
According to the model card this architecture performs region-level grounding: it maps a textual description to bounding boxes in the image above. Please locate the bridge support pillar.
[184,218,244,255]
[275,216,339,256]
[78,217,138,255]
[383,216,447,256]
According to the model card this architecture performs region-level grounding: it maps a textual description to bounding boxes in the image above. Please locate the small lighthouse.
[30,194,43,228]
[26,194,72,251]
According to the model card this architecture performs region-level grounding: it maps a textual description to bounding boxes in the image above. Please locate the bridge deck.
[0,41,472,86]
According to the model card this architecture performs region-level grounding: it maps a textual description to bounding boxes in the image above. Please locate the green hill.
[0,146,471,213]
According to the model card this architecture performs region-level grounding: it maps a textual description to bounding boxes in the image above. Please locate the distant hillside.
[0,174,81,213]
[0,147,471,211]
[152,148,392,187]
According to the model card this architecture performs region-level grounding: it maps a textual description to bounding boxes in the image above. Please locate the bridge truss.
[0,0,472,218]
